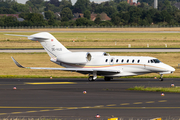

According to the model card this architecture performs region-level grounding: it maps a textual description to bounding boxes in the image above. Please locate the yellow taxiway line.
[94,107,180,109]
[0,100,169,116]
[0,106,62,109]
[25,82,77,85]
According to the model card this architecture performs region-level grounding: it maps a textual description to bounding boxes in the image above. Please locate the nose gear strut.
[159,74,163,81]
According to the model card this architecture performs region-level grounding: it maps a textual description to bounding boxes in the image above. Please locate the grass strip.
[2,32,180,49]
[128,86,180,93]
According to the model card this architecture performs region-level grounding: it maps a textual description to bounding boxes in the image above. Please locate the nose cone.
[170,66,175,73]
[165,64,175,73]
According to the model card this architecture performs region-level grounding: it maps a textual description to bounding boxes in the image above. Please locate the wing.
[11,57,120,74]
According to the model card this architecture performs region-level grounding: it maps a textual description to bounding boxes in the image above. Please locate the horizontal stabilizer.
[5,34,49,41]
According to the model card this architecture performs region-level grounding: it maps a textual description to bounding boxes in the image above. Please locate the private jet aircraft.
[9,32,175,81]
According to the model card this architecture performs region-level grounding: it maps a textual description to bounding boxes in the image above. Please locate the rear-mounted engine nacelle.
[57,52,91,64]
[89,52,109,56]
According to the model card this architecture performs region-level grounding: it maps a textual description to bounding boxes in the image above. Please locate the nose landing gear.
[159,74,163,81]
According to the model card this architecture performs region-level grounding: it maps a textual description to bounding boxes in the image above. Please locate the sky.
[16,0,137,5]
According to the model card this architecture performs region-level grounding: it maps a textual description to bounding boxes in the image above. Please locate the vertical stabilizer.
[28,32,70,60]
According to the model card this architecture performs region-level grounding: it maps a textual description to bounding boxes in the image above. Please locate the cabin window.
[132,60,134,63]
[137,60,140,63]
[127,59,129,63]
[111,59,113,62]
[116,59,118,63]
[105,59,108,62]
[121,59,124,63]
[148,60,150,63]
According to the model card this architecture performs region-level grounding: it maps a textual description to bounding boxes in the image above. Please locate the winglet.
[11,57,25,68]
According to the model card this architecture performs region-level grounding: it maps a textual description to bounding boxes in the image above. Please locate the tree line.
[0,0,180,27]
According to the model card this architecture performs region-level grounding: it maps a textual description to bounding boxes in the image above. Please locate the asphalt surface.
[0,78,180,119]
[1,48,180,53]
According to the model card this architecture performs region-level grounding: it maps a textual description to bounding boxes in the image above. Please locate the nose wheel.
[159,74,163,81]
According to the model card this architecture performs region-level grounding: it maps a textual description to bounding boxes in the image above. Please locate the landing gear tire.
[159,74,163,81]
[104,77,112,81]
[88,76,94,81]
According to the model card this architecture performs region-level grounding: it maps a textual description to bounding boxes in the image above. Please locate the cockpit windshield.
[149,59,161,63]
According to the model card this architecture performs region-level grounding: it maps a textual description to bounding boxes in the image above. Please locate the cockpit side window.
[153,59,161,63]
[149,59,161,63]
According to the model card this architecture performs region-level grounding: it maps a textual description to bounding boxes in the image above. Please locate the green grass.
[128,86,180,93]
[1,32,180,48]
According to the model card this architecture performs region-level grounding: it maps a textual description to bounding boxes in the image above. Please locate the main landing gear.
[88,76,113,81]
[159,74,163,81]
[88,76,95,81]
[88,72,97,81]
[104,77,113,81]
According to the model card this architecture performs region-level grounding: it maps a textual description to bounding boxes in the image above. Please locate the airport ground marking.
[94,105,104,108]
[106,104,116,106]
[146,101,155,103]
[0,106,60,109]
[40,110,50,112]
[0,99,168,116]
[0,113,7,115]
[158,100,167,102]
[26,111,37,113]
[120,103,130,105]
[53,109,63,110]
[67,107,78,110]
[95,107,180,109]
[133,102,142,105]
[80,106,92,109]
[25,82,77,85]
[11,112,23,114]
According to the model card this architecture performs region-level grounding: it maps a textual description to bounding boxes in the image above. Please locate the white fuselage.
[58,56,175,77]
[9,32,175,80]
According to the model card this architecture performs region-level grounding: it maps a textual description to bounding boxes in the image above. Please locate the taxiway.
[0,78,179,119]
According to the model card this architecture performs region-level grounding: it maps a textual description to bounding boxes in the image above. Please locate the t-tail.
[6,32,71,61]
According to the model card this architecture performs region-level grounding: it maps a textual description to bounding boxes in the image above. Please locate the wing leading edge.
[11,57,120,74]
